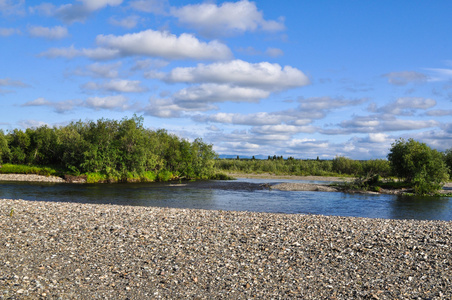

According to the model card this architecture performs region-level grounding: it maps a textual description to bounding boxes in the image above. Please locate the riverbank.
[1,173,451,195]
[1,199,450,299]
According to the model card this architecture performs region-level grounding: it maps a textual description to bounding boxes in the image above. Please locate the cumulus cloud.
[141,97,194,118]
[43,30,232,61]
[165,60,309,90]
[372,97,437,116]
[330,115,440,134]
[28,25,69,40]
[170,0,285,37]
[47,0,123,23]
[85,95,129,110]
[82,79,147,93]
[251,124,315,135]
[40,45,120,60]
[21,97,82,114]
[96,29,232,60]
[193,112,284,126]
[74,62,121,78]
[383,71,428,85]
[173,84,269,109]
[298,96,367,111]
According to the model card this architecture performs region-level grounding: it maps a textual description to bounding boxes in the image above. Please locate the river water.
[1,178,451,221]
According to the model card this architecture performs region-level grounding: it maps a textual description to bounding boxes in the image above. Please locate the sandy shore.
[0,199,450,299]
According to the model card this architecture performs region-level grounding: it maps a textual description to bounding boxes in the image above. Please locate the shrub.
[388,138,449,194]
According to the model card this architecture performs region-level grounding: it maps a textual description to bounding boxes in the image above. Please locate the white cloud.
[426,109,452,116]
[96,29,232,60]
[22,97,51,106]
[173,84,269,107]
[373,97,436,116]
[170,0,285,37]
[29,2,55,16]
[34,0,123,23]
[21,97,82,114]
[132,59,169,71]
[165,60,309,91]
[425,68,452,82]
[40,45,120,60]
[265,47,284,57]
[142,97,190,118]
[0,78,28,87]
[85,95,129,110]
[18,120,49,129]
[367,133,389,143]
[194,112,283,126]
[130,0,168,14]
[82,79,147,93]
[383,71,428,85]
[0,78,28,93]
[298,96,367,111]
[109,15,140,28]
[333,116,440,134]
[80,0,122,11]
[251,124,315,135]
[28,25,69,40]
[0,27,20,36]
[41,29,232,61]
[83,62,121,78]
[0,0,25,15]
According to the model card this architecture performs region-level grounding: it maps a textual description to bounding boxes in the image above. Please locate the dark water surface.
[1,178,451,221]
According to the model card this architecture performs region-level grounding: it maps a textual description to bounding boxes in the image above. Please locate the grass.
[0,163,58,176]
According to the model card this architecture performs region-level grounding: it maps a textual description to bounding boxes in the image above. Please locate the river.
[1,178,451,221]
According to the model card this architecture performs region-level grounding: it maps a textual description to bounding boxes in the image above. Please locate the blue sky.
[1,0,451,159]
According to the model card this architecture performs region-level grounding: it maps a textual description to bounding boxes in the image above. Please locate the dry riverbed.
[1,199,451,299]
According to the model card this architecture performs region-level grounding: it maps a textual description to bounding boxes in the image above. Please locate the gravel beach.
[1,199,451,299]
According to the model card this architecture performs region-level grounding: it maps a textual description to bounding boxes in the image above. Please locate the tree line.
[0,116,450,193]
[215,138,451,194]
[0,116,218,182]
[214,156,391,177]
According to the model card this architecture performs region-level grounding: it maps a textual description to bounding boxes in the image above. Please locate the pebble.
[0,198,451,299]
[0,174,65,183]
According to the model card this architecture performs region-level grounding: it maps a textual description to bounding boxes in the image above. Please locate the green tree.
[0,130,11,163]
[387,138,449,194]
[8,129,31,164]
[445,148,452,177]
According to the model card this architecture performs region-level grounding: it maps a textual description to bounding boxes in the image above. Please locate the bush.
[388,138,449,194]
[445,148,452,177]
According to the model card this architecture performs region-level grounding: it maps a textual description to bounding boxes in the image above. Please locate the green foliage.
[215,156,388,178]
[332,156,363,175]
[388,138,449,194]
[157,170,174,182]
[86,172,108,184]
[0,115,218,182]
[0,130,11,163]
[445,148,452,177]
[0,163,56,176]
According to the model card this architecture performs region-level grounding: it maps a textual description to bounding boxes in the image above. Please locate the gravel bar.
[1,199,451,299]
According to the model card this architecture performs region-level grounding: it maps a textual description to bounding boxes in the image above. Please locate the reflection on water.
[0,179,451,221]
